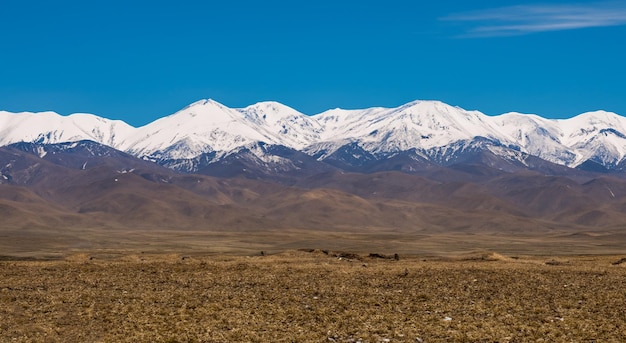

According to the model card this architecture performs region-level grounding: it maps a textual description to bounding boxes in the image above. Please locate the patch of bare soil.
[1,252,625,342]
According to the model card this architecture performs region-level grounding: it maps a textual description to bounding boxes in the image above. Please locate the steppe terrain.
[3,134,626,342]
[2,251,626,342]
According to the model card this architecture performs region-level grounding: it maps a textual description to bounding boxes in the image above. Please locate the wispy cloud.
[442,2,626,37]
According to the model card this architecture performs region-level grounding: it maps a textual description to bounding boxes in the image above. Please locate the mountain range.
[3,99,626,178]
[2,99,626,255]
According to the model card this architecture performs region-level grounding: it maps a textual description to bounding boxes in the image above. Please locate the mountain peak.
[572,110,622,122]
[401,99,447,107]
[0,109,134,147]
[397,99,472,113]
[182,98,227,109]
[560,110,626,135]
[241,101,303,119]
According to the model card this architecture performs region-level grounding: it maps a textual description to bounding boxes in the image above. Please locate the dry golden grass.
[2,251,626,342]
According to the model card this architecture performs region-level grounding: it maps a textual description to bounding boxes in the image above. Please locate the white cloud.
[442,2,626,37]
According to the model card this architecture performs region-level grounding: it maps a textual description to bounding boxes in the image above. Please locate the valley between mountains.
[2,100,626,257]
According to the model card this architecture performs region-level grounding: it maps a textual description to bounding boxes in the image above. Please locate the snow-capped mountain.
[490,110,626,170]
[118,99,323,162]
[2,99,626,176]
[0,110,134,148]
[559,111,626,168]
[315,100,506,154]
[308,100,524,169]
[491,112,576,166]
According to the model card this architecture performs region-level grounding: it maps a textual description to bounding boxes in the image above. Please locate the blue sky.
[1,0,625,126]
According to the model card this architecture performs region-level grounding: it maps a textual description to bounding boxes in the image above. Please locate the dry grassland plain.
[2,251,626,342]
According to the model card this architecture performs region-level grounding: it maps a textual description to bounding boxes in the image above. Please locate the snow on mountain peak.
[559,110,625,133]
[240,101,303,121]
[237,101,323,149]
[121,99,276,159]
[181,98,226,110]
[314,100,505,155]
[3,100,626,171]
[0,110,134,147]
[491,111,575,166]
[557,110,626,166]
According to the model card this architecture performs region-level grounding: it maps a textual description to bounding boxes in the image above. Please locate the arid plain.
[2,251,626,342]
[3,144,626,341]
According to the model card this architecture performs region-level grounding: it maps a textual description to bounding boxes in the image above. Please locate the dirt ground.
[1,251,626,342]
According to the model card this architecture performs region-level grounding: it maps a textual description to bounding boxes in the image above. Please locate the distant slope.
[2,141,626,236]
